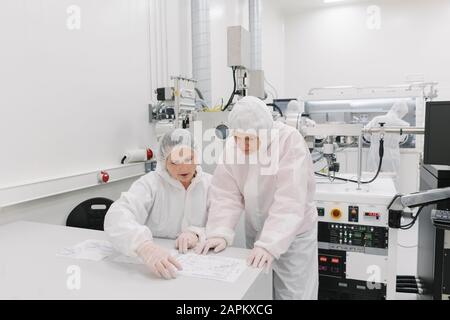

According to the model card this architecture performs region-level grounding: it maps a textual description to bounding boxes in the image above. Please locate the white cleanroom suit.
[104,130,212,257]
[205,96,319,300]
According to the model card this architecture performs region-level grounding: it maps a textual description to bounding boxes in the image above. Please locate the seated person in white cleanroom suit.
[104,129,212,280]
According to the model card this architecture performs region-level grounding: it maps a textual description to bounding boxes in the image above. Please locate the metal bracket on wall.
[145,161,157,173]
[0,163,146,209]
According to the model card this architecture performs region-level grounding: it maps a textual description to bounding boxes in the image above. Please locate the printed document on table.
[112,250,248,283]
[171,251,248,283]
[57,240,248,283]
[56,240,115,261]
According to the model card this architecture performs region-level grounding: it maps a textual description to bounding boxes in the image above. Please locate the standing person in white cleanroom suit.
[365,101,410,176]
[195,96,319,300]
[104,129,212,280]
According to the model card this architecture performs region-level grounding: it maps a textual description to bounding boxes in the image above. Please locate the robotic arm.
[388,187,450,229]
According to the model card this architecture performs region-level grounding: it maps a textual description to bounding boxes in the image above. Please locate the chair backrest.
[66,198,114,231]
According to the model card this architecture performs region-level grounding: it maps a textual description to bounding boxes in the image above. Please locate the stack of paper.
[57,240,248,283]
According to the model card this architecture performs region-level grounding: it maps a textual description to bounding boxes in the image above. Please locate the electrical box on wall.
[227,26,250,69]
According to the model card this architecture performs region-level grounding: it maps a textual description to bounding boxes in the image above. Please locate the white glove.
[136,241,182,280]
[194,237,227,255]
[175,231,199,254]
[247,247,274,272]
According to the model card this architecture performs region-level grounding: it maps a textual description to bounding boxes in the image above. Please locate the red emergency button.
[146,148,154,160]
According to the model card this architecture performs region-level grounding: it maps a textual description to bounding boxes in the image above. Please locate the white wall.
[0,0,196,225]
[157,0,192,83]
[284,0,450,99]
[0,0,156,188]
[261,0,286,100]
[0,0,180,225]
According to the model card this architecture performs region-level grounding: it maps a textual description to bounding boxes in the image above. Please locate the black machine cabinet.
[419,165,450,300]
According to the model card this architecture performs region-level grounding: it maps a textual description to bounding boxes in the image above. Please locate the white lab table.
[0,221,272,300]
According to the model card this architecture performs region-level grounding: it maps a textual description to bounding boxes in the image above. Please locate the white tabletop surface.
[0,221,271,300]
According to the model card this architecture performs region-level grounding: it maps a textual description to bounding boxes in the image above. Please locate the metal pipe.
[389,187,450,211]
[357,134,363,190]
[308,82,438,96]
[362,127,425,135]
[401,187,450,208]
[249,0,262,71]
[191,0,212,107]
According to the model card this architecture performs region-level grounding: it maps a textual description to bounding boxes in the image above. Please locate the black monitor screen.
[424,101,450,166]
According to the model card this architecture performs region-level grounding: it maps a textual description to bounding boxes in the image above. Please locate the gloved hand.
[136,241,182,280]
[175,231,199,254]
[194,237,227,255]
[247,247,274,272]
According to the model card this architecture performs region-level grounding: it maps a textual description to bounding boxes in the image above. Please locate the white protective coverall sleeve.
[205,163,244,246]
[254,132,310,259]
[364,101,410,173]
[104,177,155,257]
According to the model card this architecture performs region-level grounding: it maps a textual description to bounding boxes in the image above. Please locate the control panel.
[318,222,388,250]
[318,249,387,300]
[318,250,346,278]
[432,209,450,229]
[316,203,388,227]
[315,188,397,300]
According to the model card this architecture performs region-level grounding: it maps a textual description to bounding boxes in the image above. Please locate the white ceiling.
[273,0,373,14]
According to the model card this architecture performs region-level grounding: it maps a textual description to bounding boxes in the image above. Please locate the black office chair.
[66,198,114,231]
